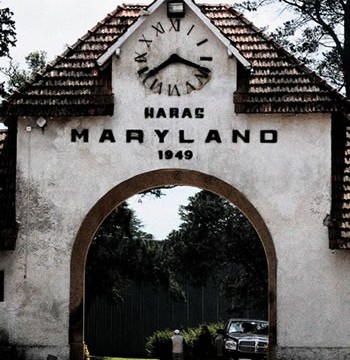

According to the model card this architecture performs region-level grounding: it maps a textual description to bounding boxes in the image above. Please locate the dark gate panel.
[85,280,234,357]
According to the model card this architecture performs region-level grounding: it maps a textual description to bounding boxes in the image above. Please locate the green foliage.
[89,358,154,360]
[236,0,350,96]
[24,51,47,74]
[86,190,267,315]
[145,322,225,360]
[86,202,175,306]
[0,5,16,58]
[138,187,167,200]
[145,328,173,360]
[0,4,16,98]
[164,191,267,313]
[1,50,47,94]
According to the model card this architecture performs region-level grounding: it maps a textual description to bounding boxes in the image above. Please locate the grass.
[90,357,157,360]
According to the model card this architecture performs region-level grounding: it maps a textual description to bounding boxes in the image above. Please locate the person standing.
[197,325,212,360]
[171,329,184,360]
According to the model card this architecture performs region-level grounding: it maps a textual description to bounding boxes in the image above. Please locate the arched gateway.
[1,0,350,359]
[70,170,277,360]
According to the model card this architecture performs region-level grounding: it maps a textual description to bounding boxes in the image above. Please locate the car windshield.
[228,321,268,335]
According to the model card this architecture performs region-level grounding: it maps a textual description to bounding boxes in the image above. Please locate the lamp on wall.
[36,116,47,129]
[167,0,185,18]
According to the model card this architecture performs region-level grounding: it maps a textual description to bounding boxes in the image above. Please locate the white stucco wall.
[1,2,350,360]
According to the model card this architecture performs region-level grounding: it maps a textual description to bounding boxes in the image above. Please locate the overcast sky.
[0,0,287,68]
[0,0,286,237]
[128,186,199,239]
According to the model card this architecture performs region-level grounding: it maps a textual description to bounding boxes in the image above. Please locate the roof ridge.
[223,4,350,106]
[48,5,128,66]
[2,2,349,116]
[7,4,141,100]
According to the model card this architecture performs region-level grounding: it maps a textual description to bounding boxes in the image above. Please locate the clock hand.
[143,54,176,83]
[170,54,211,76]
[143,53,211,83]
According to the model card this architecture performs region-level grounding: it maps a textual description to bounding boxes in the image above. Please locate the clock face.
[133,17,213,96]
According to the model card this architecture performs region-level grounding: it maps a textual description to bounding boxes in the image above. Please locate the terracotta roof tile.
[0,2,349,249]
[0,2,348,116]
[329,116,350,249]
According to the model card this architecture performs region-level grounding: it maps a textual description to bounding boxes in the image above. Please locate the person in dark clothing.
[197,325,212,360]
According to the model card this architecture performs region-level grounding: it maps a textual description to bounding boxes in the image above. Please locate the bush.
[145,322,225,360]
[146,328,173,360]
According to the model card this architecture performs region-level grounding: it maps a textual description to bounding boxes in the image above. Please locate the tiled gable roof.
[0,125,17,250]
[329,114,350,249]
[1,3,349,116]
[1,2,350,250]
[2,5,141,117]
[205,5,349,113]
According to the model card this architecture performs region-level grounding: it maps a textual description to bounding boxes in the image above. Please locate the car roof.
[227,319,268,324]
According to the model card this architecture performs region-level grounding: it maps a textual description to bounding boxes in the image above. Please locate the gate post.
[70,343,84,360]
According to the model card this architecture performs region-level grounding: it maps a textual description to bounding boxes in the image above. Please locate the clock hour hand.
[143,55,176,83]
[143,53,210,83]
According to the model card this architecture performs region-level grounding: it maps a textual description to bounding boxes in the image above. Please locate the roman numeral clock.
[134,17,213,96]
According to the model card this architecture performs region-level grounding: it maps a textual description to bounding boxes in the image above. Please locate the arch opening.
[70,169,277,360]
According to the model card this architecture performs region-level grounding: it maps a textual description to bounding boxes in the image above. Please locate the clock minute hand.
[170,54,211,76]
[143,53,210,83]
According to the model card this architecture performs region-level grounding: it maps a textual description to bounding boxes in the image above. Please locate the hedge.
[145,322,225,360]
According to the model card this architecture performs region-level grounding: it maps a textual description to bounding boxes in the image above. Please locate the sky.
[128,186,199,239]
[0,0,287,69]
[0,0,286,236]
[0,0,287,125]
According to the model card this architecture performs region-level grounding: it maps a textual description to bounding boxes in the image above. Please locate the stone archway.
[69,169,277,360]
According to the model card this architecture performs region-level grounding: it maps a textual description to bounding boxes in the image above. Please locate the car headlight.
[225,340,237,351]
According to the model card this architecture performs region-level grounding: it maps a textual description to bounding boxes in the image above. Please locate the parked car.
[224,319,268,360]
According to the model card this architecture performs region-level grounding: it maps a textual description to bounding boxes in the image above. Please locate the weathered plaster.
[1,2,349,360]
[276,347,350,360]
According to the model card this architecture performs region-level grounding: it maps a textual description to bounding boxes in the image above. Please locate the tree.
[85,202,174,306]
[0,50,47,95]
[0,3,16,97]
[236,0,350,96]
[164,191,268,315]
[86,190,268,316]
